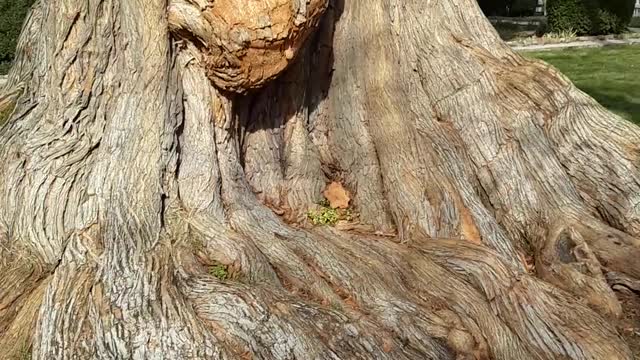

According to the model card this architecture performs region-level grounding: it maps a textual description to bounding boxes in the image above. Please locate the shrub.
[597,8,623,33]
[547,0,635,35]
[547,0,599,35]
[0,0,34,74]
[597,0,636,33]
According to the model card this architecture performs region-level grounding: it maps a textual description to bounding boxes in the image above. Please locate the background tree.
[0,0,639,358]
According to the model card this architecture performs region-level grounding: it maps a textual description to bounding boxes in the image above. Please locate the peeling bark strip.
[0,0,639,358]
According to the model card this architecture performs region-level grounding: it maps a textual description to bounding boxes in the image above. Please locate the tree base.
[0,0,639,358]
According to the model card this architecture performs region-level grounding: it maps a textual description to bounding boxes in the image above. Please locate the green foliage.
[598,0,636,33]
[547,0,598,35]
[543,28,578,38]
[306,200,355,226]
[597,9,623,33]
[307,206,340,226]
[630,17,640,28]
[547,0,635,35]
[0,0,34,74]
[209,263,229,280]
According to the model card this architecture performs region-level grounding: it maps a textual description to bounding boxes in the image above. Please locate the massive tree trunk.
[1,0,639,358]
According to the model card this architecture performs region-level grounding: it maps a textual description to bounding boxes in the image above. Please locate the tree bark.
[1,0,639,358]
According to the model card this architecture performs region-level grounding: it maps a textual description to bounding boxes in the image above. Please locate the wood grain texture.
[0,0,638,358]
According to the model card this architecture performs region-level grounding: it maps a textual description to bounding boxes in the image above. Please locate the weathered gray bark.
[1,0,639,358]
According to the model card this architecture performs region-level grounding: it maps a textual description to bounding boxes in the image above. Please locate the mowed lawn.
[524,45,640,125]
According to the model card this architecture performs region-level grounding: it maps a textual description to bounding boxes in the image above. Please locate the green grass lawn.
[524,45,640,125]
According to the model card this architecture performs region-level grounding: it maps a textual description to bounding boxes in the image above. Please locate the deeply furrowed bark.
[1,0,639,358]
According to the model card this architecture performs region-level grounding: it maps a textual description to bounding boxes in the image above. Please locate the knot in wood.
[169,0,328,92]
